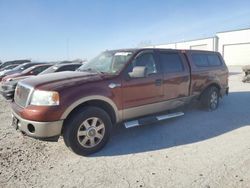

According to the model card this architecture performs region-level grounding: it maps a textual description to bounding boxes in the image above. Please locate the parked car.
[0,64,20,72]
[242,65,250,82]
[2,64,51,82]
[0,64,21,77]
[0,59,31,70]
[1,63,82,100]
[57,59,84,64]
[0,62,44,81]
[10,48,229,156]
[0,76,30,100]
[39,63,82,75]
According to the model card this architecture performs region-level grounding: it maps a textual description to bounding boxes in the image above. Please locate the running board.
[124,112,184,128]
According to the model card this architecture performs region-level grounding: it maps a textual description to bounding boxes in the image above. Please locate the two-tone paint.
[11,48,229,139]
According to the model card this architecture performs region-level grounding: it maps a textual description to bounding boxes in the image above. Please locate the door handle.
[155,79,163,86]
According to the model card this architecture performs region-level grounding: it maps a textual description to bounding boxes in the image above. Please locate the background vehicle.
[0,60,31,70]
[1,63,82,100]
[0,64,20,72]
[56,59,85,64]
[0,62,44,81]
[39,63,82,75]
[11,49,229,156]
[243,65,250,75]
[2,64,51,82]
[0,64,21,78]
[242,65,250,83]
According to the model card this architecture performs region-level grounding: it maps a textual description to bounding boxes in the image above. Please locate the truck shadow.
[93,91,250,157]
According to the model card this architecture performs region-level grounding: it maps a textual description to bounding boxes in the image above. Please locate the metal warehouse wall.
[149,37,217,51]
[175,37,217,51]
[217,29,250,66]
[149,28,250,66]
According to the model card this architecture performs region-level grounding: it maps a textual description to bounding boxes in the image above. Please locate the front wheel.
[200,86,220,111]
[63,106,112,156]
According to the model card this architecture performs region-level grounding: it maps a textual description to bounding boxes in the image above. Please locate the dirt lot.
[1,67,250,188]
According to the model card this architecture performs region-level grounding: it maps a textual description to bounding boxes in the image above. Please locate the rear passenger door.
[157,50,190,100]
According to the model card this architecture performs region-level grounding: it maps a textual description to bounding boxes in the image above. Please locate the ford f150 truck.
[11,48,229,156]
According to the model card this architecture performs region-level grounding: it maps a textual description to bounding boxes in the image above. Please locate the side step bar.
[124,112,184,128]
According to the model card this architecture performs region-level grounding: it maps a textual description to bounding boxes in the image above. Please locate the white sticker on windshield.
[114,52,132,56]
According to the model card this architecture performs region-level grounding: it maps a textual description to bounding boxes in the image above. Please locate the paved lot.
[1,66,250,188]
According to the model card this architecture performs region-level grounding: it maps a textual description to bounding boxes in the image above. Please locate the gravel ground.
[1,66,250,188]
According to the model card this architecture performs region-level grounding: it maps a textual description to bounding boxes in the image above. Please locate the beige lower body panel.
[12,111,63,138]
[121,96,195,121]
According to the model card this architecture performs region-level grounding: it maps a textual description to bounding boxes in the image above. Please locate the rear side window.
[191,54,209,67]
[159,52,184,73]
[207,54,222,66]
[192,53,222,67]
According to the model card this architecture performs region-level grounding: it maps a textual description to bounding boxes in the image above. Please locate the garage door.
[190,44,208,50]
[223,43,250,65]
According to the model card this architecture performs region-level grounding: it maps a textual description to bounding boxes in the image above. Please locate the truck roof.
[105,48,217,54]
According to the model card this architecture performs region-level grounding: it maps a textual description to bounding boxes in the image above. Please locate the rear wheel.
[200,86,220,111]
[63,106,112,156]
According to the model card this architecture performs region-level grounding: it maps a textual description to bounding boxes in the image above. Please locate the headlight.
[30,90,60,106]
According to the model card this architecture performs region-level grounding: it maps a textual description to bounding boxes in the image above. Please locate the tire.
[63,106,112,156]
[200,86,220,111]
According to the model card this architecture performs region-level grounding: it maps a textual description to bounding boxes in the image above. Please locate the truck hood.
[19,71,114,91]
[2,75,33,83]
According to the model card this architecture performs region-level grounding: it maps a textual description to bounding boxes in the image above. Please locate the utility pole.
[66,38,69,60]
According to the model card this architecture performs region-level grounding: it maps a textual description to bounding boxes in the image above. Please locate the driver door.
[121,50,164,119]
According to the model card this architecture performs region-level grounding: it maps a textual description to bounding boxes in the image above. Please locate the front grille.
[14,83,32,107]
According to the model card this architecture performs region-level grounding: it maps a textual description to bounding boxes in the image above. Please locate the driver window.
[132,52,157,75]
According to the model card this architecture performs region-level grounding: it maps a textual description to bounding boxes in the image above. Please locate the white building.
[217,29,250,66]
[149,28,250,66]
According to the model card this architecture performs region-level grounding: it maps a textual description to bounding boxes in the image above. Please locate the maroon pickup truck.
[11,48,229,156]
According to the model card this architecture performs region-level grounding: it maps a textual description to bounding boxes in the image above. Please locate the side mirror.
[128,66,147,78]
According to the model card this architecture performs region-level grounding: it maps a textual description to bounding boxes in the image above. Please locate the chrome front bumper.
[11,111,63,139]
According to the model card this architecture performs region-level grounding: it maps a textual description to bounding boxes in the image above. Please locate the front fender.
[60,95,121,122]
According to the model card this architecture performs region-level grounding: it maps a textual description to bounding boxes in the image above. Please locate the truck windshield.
[78,51,134,74]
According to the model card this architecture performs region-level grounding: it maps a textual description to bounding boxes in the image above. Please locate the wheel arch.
[199,82,221,100]
[61,96,120,125]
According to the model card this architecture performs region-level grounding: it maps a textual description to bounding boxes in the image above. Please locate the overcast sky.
[0,0,250,62]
